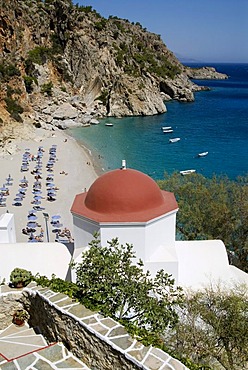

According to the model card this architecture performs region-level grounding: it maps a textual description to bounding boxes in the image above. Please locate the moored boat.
[180,169,196,175]
[161,126,172,130]
[169,138,180,143]
[162,129,173,134]
[105,123,113,127]
[198,151,209,157]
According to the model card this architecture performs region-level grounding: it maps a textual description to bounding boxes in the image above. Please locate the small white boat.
[163,129,173,134]
[169,138,180,143]
[198,151,209,157]
[180,169,196,176]
[105,123,113,127]
[161,126,172,130]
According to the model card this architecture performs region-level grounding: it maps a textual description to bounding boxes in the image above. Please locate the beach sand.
[0,127,98,243]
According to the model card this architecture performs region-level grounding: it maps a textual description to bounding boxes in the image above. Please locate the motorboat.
[162,129,173,134]
[105,123,113,127]
[180,169,196,176]
[198,151,209,157]
[169,138,180,143]
[161,126,172,130]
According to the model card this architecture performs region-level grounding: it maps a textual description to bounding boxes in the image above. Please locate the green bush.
[41,81,53,96]
[23,75,37,93]
[10,268,33,287]
[4,96,24,121]
[0,63,20,82]
[26,46,51,65]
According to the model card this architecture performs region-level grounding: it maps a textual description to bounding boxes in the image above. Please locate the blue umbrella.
[28,215,37,221]
[52,215,61,220]
[32,190,42,194]
[13,202,22,206]
[27,221,37,228]
[32,200,41,205]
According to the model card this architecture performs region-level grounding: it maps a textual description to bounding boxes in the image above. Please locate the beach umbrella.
[18,187,27,192]
[29,209,37,214]
[51,215,61,220]
[52,228,61,233]
[52,222,63,228]
[27,221,37,228]
[33,205,45,211]
[34,195,42,199]
[14,197,23,203]
[47,183,55,188]
[13,202,22,206]
[28,215,37,221]
[32,190,42,194]
[33,200,41,205]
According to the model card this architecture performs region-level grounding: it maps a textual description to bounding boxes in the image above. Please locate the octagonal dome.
[71,168,178,223]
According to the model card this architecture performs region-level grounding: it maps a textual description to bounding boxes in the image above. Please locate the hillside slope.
[0,0,227,143]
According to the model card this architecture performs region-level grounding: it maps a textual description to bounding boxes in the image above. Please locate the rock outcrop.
[0,0,228,143]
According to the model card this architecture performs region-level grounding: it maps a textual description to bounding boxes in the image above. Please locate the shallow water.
[69,63,248,180]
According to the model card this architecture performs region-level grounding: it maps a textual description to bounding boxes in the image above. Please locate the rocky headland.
[0,0,227,147]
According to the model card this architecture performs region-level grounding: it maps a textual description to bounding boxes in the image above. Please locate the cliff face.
[0,0,227,137]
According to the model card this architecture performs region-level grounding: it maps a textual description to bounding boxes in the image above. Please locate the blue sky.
[74,0,248,63]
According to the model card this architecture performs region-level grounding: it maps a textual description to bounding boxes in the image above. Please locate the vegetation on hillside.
[164,284,248,370]
[157,173,248,272]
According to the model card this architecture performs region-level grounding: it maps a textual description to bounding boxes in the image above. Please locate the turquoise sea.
[69,63,248,180]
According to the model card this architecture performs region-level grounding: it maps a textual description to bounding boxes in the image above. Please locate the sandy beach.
[0,127,98,243]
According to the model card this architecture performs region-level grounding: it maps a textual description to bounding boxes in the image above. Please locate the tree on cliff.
[157,173,248,272]
[164,283,248,370]
[73,236,184,333]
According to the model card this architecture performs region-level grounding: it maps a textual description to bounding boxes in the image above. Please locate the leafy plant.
[4,96,24,122]
[26,46,52,65]
[165,284,248,370]
[23,75,37,93]
[73,236,184,333]
[10,268,33,287]
[41,81,53,96]
[35,273,78,298]
[13,309,30,321]
[0,63,20,82]
[157,173,248,272]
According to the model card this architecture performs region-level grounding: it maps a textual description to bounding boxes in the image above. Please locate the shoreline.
[65,129,106,178]
[0,126,98,243]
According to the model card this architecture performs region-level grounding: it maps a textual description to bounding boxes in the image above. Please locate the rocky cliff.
[0,0,227,141]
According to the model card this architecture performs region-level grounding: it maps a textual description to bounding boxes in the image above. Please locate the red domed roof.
[71,168,178,223]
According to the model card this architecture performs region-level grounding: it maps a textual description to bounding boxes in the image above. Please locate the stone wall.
[0,285,189,370]
[0,292,23,329]
[21,291,140,370]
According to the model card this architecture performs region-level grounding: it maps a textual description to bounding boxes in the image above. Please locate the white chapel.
[71,162,248,290]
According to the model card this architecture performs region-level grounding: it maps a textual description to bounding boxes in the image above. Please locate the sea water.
[69,63,248,180]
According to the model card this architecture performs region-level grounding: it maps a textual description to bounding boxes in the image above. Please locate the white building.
[0,213,16,243]
[71,165,248,290]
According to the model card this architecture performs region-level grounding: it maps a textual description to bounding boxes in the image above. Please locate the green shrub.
[0,63,20,82]
[35,274,78,298]
[26,46,51,65]
[95,19,107,31]
[4,96,24,121]
[41,81,53,96]
[10,268,33,287]
[23,75,37,93]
